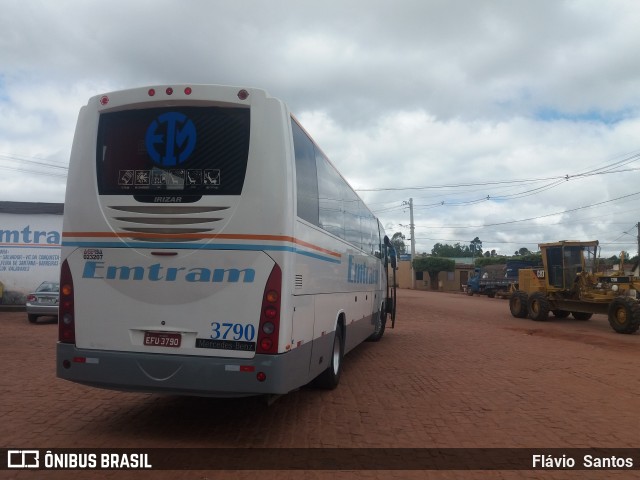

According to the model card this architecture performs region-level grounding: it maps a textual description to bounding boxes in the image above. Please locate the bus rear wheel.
[314,326,344,389]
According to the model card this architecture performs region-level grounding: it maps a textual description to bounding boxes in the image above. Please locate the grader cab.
[509,240,640,334]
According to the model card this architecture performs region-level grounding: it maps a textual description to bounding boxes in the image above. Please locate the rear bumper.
[57,342,311,397]
[26,304,59,316]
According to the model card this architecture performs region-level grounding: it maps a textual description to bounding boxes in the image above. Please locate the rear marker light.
[257,372,267,382]
[262,322,275,335]
[184,87,192,95]
[256,264,281,355]
[99,96,109,105]
[59,259,76,344]
[166,87,173,95]
[265,291,278,303]
[148,88,156,96]
[237,89,249,100]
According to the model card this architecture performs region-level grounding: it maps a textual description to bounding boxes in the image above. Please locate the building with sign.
[0,202,63,304]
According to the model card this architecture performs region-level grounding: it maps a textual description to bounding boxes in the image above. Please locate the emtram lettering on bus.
[82,261,256,283]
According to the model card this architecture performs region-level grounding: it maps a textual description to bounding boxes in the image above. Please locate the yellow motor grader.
[509,240,640,334]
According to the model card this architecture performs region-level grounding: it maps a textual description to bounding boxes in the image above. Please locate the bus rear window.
[97,106,250,197]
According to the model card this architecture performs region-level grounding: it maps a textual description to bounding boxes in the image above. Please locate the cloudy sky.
[2,0,640,257]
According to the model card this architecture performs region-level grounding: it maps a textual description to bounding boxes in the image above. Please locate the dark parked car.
[26,281,59,323]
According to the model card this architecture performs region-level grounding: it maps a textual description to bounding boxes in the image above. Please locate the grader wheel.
[509,291,528,318]
[527,292,550,321]
[608,297,640,334]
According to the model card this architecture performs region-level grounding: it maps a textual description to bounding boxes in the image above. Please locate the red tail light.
[256,264,281,354]
[58,259,75,344]
[27,294,36,303]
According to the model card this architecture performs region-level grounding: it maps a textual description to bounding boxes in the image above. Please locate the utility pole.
[637,222,640,258]
[402,198,416,289]
[409,198,416,289]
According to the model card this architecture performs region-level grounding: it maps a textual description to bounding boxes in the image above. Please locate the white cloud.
[1,0,640,256]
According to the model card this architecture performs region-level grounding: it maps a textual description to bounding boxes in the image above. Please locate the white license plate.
[143,331,182,348]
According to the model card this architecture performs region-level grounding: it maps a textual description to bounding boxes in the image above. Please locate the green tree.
[470,237,483,257]
[475,256,507,267]
[518,252,542,265]
[413,256,455,290]
[514,247,531,256]
[431,242,470,257]
[390,232,407,255]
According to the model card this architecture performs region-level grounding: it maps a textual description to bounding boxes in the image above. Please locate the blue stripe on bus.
[61,241,342,264]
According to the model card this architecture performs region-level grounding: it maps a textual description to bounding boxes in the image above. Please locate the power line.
[407,190,640,230]
[0,153,68,179]
[357,152,640,193]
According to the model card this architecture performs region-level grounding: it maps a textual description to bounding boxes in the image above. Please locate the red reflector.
[237,89,249,100]
[264,306,277,319]
[166,87,173,95]
[99,95,109,105]
[72,357,86,363]
[257,372,266,382]
[240,365,255,372]
[265,290,278,303]
[184,87,192,95]
[59,259,76,344]
[148,88,156,96]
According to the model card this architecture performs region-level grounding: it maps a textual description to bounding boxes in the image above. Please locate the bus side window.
[292,120,319,226]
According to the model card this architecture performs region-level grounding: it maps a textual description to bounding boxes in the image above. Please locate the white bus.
[57,84,397,398]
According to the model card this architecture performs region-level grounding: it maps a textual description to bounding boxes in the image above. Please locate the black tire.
[488,292,496,298]
[366,309,386,342]
[314,326,344,389]
[466,289,473,296]
[571,311,592,321]
[552,310,570,318]
[608,297,640,334]
[509,291,528,318]
[527,292,550,321]
[27,314,38,323]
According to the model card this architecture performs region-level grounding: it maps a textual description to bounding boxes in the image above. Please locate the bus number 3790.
[210,322,256,342]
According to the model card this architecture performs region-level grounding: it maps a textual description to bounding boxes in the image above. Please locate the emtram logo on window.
[145,112,197,166]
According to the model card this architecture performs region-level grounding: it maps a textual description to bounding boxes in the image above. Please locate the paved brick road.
[2,290,640,479]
